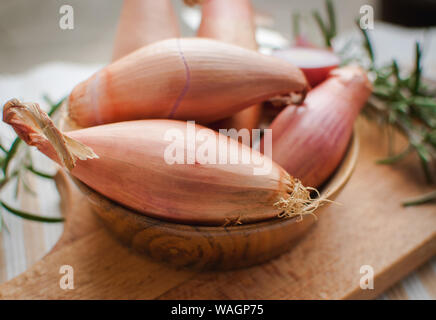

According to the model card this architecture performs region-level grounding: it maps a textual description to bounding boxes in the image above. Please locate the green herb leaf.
[326,0,336,38]
[377,145,412,164]
[26,166,55,179]
[312,0,337,48]
[313,11,331,47]
[403,190,436,206]
[412,42,422,94]
[0,201,64,223]
[48,96,66,117]
[356,19,375,65]
[2,138,22,175]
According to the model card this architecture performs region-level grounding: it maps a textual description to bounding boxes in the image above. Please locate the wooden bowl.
[71,129,359,270]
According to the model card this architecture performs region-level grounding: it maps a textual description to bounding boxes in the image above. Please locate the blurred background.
[3,0,436,73]
[1,0,381,73]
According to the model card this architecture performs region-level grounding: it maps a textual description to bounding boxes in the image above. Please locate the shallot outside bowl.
[68,127,359,271]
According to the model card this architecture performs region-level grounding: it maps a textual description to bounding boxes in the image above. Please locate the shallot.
[4,99,320,226]
[262,66,371,187]
[67,38,308,128]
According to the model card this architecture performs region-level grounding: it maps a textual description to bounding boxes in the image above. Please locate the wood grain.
[0,175,196,299]
[0,117,434,299]
[417,264,436,298]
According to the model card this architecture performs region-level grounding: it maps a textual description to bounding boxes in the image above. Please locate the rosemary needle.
[26,165,55,179]
[0,201,64,223]
[402,190,436,207]
[312,0,436,206]
[312,0,337,48]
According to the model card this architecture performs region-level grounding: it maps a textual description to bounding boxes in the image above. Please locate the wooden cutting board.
[0,118,434,299]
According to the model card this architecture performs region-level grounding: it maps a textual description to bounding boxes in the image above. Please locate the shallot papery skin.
[3,99,319,226]
[67,38,308,128]
[196,0,261,133]
[112,0,180,61]
[262,66,372,188]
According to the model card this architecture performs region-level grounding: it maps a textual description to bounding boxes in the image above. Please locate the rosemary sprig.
[312,0,337,48]
[358,14,436,203]
[312,0,436,206]
[0,95,66,227]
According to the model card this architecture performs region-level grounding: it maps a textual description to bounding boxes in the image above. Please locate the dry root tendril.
[274,178,331,222]
[223,214,243,227]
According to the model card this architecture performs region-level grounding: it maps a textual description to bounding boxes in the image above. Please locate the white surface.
[0,62,100,279]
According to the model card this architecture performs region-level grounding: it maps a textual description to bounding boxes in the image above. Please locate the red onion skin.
[301,64,338,87]
[262,66,372,188]
[273,47,340,87]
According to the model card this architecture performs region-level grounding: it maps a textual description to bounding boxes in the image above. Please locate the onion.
[262,66,372,188]
[3,99,322,226]
[272,47,340,87]
[67,38,308,128]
